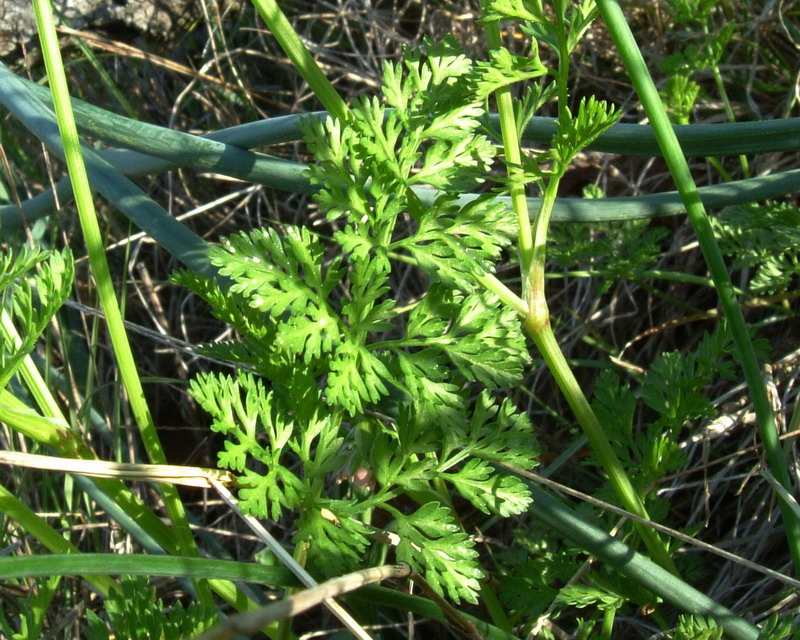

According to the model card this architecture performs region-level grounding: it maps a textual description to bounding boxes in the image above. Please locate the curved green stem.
[250,0,350,123]
[32,0,213,606]
[3,69,799,231]
[525,488,758,640]
[598,0,800,575]
[522,321,678,574]
[480,2,676,575]
[483,20,534,283]
[10,69,800,157]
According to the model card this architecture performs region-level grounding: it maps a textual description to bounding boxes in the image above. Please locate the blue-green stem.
[524,489,757,640]
[597,0,800,575]
[3,70,800,229]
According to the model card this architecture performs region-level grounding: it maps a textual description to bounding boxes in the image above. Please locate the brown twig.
[192,563,413,640]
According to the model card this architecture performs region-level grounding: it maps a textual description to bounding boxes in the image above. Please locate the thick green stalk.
[482,6,676,573]
[14,74,800,156]
[250,0,350,123]
[31,0,212,605]
[523,318,677,574]
[529,180,683,569]
[524,180,676,576]
[597,0,800,576]
[3,69,799,229]
[0,554,296,586]
[525,488,759,640]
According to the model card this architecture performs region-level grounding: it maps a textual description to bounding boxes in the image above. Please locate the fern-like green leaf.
[443,458,532,516]
[189,371,304,519]
[0,246,73,392]
[326,341,392,415]
[551,96,621,174]
[391,502,483,604]
[472,46,547,99]
[295,501,373,577]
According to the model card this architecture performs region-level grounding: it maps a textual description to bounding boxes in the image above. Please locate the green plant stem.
[526,179,558,324]
[3,70,800,229]
[482,5,676,574]
[524,98,675,575]
[31,0,213,606]
[483,20,534,281]
[0,483,115,595]
[0,310,63,420]
[525,487,758,640]
[249,0,349,123]
[553,0,570,121]
[0,553,297,586]
[11,70,800,154]
[597,0,800,576]
[600,606,616,640]
[523,321,677,574]
[703,24,750,179]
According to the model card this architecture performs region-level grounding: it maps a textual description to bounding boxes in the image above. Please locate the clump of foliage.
[175,37,538,603]
[0,245,73,391]
[1,0,797,637]
[84,577,216,640]
[714,202,800,295]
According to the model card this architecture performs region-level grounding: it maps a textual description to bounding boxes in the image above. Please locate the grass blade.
[0,483,115,595]
[31,0,213,604]
[0,553,296,586]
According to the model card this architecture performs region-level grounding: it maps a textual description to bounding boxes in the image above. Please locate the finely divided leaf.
[396,195,515,291]
[211,226,343,364]
[552,96,621,172]
[472,46,547,99]
[443,458,532,516]
[295,502,372,576]
[0,247,74,392]
[479,0,544,23]
[326,341,392,415]
[188,371,301,519]
[411,135,494,191]
[444,290,528,387]
[461,391,539,470]
[214,226,340,318]
[392,502,483,603]
[171,269,273,341]
[238,466,305,521]
[275,305,340,363]
[213,227,312,318]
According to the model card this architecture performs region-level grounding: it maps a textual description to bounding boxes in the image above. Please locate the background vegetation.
[0,0,799,638]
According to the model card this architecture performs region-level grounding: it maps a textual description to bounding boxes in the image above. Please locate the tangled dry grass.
[1,0,799,636]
